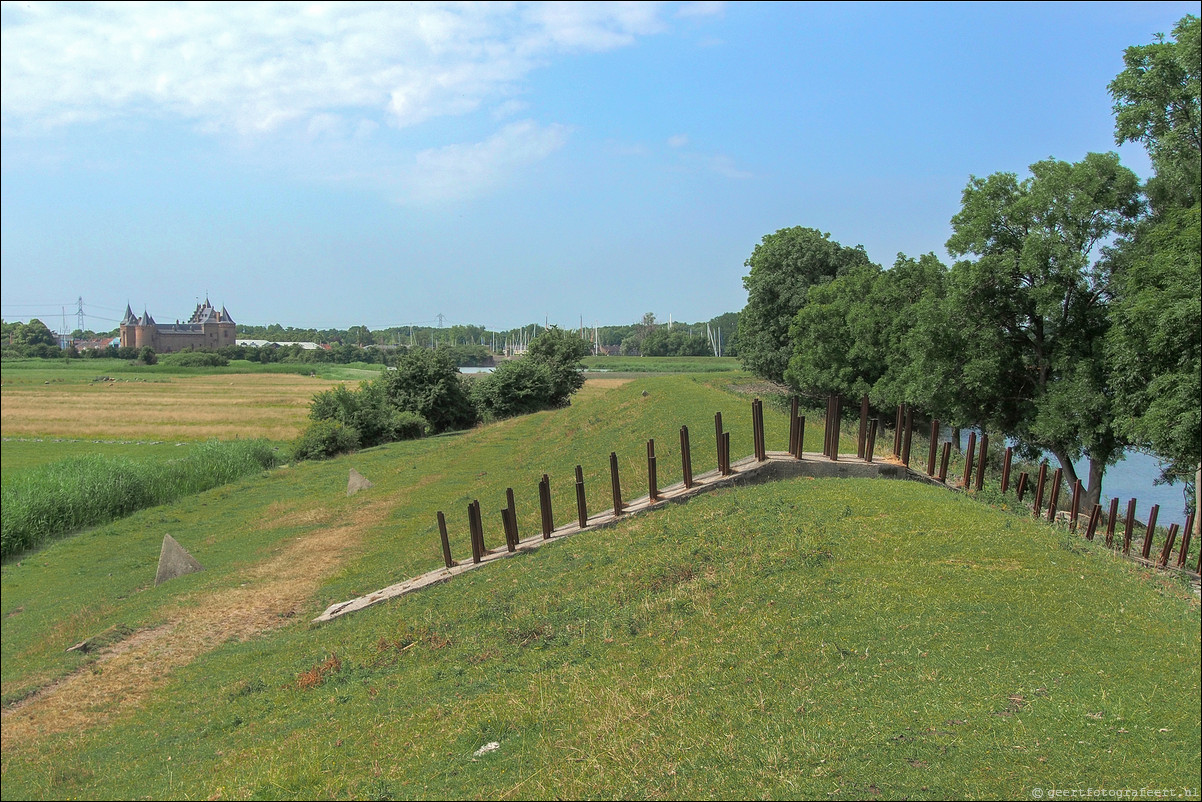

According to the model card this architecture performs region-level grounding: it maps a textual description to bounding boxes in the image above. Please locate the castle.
[120,299,236,353]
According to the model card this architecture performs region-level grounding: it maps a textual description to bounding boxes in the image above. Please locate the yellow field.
[0,373,343,441]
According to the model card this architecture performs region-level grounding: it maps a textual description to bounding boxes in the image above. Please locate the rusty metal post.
[1046,468,1063,522]
[575,465,588,529]
[680,426,693,489]
[1000,446,1013,493]
[865,419,878,463]
[1015,471,1029,501]
[758,398,768,460]
[1104,497,1120,548]
[974,434,988,492]
[751,399,763,461]
[1158,524,1179,568]
[1177,512,1195,568]
[610,451,624,514]
[437,511,454,569]
[714,412,725,474]
[822,396,832,458]
[962,431,977,489]
[857,395,869,458]
[938,441,951,482]
[927,419,939,476]
[1140,504,1159,560]
[1085,504,1101,541]
[539,475,553,539]
[1068,481,1082,533]
[901,406,914,467]
[1032,462,1048,516]
[892,404,904,457]
[723,432,732,474]
[796,415,806,459]
[647,439,658,501]
[1122,499,1136,555]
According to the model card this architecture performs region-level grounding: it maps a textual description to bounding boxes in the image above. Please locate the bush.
[472,358,555,418]
[159,351,229,367]
[379,348,477,433]
[526,326,590,406]
[309,382,429,448]
[292,420,361,461]
[138,346,157,365]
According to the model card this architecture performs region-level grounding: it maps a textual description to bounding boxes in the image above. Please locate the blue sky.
[1,1,1195,333]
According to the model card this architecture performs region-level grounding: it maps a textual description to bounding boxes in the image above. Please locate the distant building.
[120,299,236,353]
[237,339,323,350]
[74,337,118,351]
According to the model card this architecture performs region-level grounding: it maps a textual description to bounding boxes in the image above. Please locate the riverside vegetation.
[0,357,1198,800]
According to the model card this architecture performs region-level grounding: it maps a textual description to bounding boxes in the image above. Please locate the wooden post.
[1104,497,1120,548]
[437,511,454,569]
[1158,524,1179,568]
[1177,512,1195,568]
[1068,480,1082,533]
[1122,499,1136,555]
[575,465,588,529]
[539,475,553,539]
[938,441,951,482]
[647,439,658,501]
[469,501,482,564]
[857,395,869,459]
[962,431,977,489]
[1140,504,1159,560]
[680,426,693,489]
[974,434,988,492]
[1000,446,1013,493]
[927,419,939,476]
[1085,504,1101,541]
[1015,471,1029,501]
[830,395,841,462]
[1032,462,1047,517]
[901,405,914,467]
[610,452,624,515]
[501,507,516,553]
[506,488,518,548]
[1045,468,1062,522]
[865,419,878,464]
[714,412,725,474]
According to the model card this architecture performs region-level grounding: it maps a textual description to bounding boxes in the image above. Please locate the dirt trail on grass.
[0,496,391,752]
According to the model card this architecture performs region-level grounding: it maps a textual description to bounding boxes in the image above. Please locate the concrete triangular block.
[347,468,374,496]
[155,534,203,586]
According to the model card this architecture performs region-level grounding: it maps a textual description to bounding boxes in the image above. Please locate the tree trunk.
[1196,464,1200,538]
[1084,458,1105,511]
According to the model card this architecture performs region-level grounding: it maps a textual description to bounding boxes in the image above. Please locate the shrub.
[379,348,477,433]
[472,358,556,419]
[526,326,590,406]
[159,351,229,367]
[292,420,361,461]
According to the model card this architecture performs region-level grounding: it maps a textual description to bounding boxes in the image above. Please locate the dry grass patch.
[0,373,343,441]
[0,494,392,751]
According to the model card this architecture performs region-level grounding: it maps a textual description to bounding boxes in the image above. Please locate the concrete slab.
[155,534,203,586]
[347,468,374,496]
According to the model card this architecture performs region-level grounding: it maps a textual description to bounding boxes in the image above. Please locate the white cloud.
[0,1,681,135]
[667,133,689,148]
[405,120,570,202]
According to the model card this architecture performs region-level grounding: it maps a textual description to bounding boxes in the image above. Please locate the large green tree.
[379,347,477,434]
[945,153,1143,507]
[1109,14,1200,210]
[738,227,875,383]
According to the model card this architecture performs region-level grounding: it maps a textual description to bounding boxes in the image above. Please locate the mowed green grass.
[0,372,1198,800]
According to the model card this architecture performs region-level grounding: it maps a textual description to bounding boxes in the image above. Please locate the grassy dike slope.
[2,374,1199,799]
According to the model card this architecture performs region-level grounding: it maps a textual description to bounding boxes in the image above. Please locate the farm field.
[0,365,1198,800]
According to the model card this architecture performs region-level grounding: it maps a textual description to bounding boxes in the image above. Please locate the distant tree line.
[736,14,1199,519]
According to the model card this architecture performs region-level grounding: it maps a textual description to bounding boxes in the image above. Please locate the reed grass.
[0,439,280,559]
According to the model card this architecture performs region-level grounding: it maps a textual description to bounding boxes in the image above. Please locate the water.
[953,429,1190,526]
